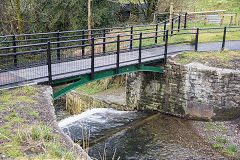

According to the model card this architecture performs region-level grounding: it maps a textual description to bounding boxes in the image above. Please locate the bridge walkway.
[0,41,239,90]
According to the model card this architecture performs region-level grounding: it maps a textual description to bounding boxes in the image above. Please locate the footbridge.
[0,15,239,100]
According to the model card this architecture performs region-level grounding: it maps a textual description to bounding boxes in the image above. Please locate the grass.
[0,86,39,112]
[172,50,240,69]
[1,123,77,159]
[192,0,240,14]
[222,145,239,158]
[213,142,223,149]
[102,22,240,53]
[0,85,85,159]
[76,75,125,95]
[29,111,39,118]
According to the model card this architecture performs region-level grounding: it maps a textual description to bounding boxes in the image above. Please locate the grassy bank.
[0,85,86,159]
[192,0,240,14]
[172,50,240,70]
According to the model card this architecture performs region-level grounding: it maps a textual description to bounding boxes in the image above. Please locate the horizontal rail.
[0,14,240,91]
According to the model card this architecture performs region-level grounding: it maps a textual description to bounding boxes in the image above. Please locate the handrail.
[0,24,239,89]
[187,10,226,15]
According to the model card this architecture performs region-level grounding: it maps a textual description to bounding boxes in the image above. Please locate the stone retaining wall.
[126,60,240,120]
[66,91,127,114]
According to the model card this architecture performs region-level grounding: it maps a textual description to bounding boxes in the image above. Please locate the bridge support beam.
[53,63,164,100]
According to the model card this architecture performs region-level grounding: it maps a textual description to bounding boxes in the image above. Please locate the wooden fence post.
[169,2,174,28]
[237,13,239,26]
[230,16,233,26]
[220,14,224,26]
[204,13,207,24]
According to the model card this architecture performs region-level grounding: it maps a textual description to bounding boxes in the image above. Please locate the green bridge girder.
[53,63,164,100]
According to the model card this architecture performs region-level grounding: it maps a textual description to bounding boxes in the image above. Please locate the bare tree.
[88,0,92,40]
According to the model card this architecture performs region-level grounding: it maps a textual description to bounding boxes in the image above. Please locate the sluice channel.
[58,108,224,159]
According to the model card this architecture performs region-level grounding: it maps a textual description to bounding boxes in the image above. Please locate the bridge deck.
[0,41,239,89]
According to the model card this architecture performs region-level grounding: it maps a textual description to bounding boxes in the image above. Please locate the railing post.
[91,37,95,80]
[195,28,199,52]
[164,30,169,64]
[57,31,60,60]
[178,15,181,32]
[163,21,167,41]
[138,33,142,69]
[47,41,52,85]
[222,27,227,51]
[116,35,120,74]
[155,23,158,44]
[184,12,187,29]
[130,26,133,50]
[103,28,106,54]
[82,30,85,56]
[171,18,174,35]
[12,34,17,67]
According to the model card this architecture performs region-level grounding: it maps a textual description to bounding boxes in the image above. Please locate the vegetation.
[222,145,238,157]
[76,75,126,95]
[0,86,83,159]
[172,50,240,69]
[192,0,240,14]
[201,122,239,159]
[0,0,121,35]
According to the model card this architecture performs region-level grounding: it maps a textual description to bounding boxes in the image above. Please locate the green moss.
[14,85,39,97]
[29,111,39,118]
[15,96,38,104]
[4,147,23,157]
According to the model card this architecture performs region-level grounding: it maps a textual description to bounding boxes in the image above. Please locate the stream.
[58,108,224,159]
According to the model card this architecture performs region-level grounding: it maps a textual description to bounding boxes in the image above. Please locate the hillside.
[118,0,240,14]
[191,0,240,14]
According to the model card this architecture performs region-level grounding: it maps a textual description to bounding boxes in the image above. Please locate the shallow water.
[58,108,224,159]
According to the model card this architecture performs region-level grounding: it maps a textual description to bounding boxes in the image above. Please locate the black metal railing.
[0,14,239,88]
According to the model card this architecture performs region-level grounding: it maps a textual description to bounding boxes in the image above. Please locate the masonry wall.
[126,60,240,120]
[66,91,127,115]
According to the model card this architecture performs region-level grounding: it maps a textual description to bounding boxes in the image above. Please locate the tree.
[127,0,159,22]
[88,0,92,40]
[0,0,120,35]
[126,0,189,22]
[0,0,27,35]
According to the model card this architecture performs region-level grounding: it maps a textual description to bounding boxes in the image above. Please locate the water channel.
[58,108,224,159]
